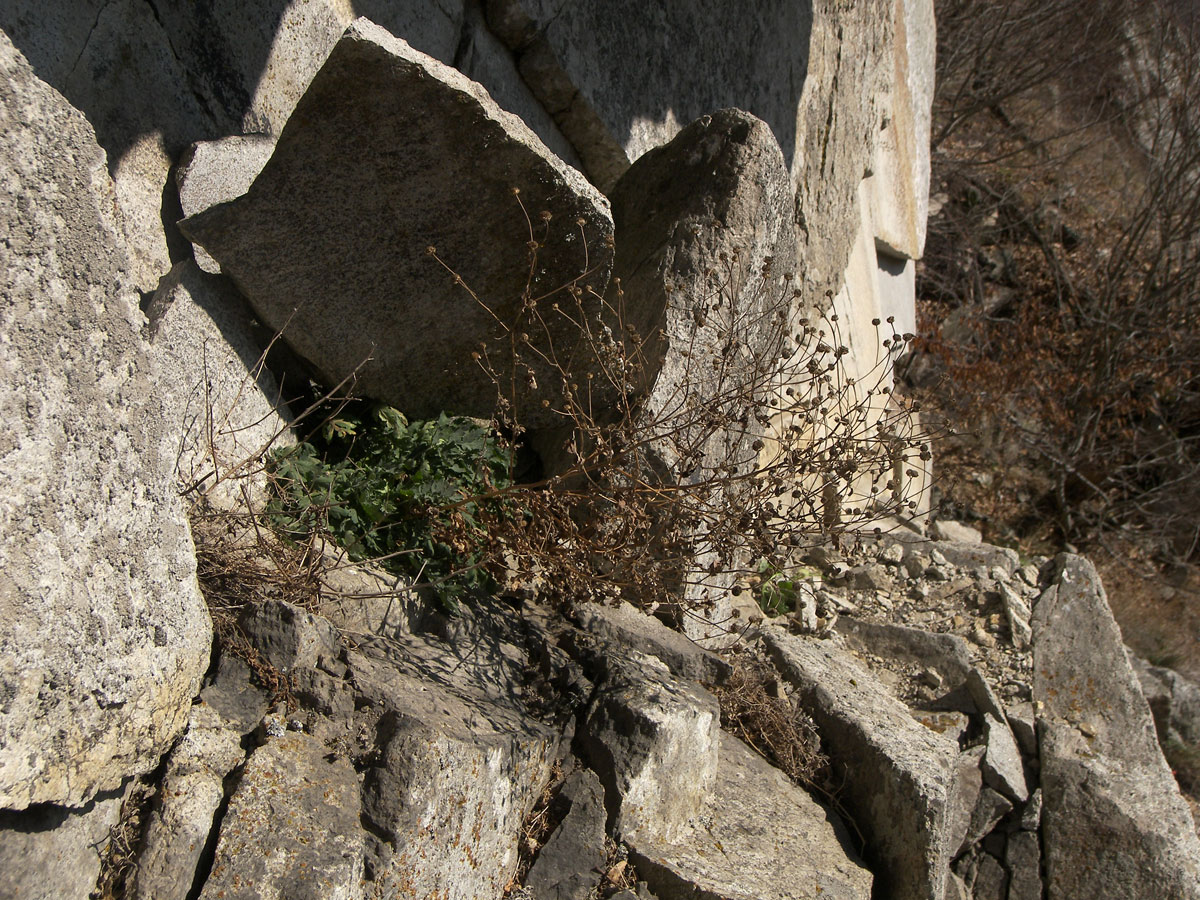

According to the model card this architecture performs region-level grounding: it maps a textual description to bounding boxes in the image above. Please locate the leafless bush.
[426,195,929,628]
[918,0,1200,563]
[710,655,827,786]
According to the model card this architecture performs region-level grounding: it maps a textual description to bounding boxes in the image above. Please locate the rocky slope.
[1,4,1197,900]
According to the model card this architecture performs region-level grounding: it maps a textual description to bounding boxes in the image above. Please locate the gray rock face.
[631,733,873,900]
[525,767,608,900]
[1133,654,1200,747]
[339,593,565,900]
[606,108,797,641]
[199,732,365,900]
[1033,554,1200,899]
[485,0,813,191]
[793,0,894,297]
[584,655,720,843]
[0,0,571,292]
[946,746,984,856]
[144,260,294,507]
[0,32,210,810]
[0,782,127,900]
[764,629,960,900]
[610,109,797,471]
[238,598,341,675]
[979,713,1028,803]
[181,19,614,429]
[1005,830,1043,900]
[176,137,277,275]
[573,601,733,686]
[132,705,246,900]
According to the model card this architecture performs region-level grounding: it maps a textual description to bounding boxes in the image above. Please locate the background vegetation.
[915,0,1200,672]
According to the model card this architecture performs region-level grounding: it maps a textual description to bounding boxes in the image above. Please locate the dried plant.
[421,195,929,631]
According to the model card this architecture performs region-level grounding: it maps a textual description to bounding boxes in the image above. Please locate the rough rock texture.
[573,600,733,686]
[979,712,1028,802]
[176,136,277,274]
[0,0,574,292]
[0,32,210,810]
[584,655,720,843]
[132,705,245,900]
[606,108,797,641]
[864,0,935,260]
[1033,554,1200,899]
[765,628,960,900]
[181,19,614,429]
[1133,654,1200,746]
[0,782,127,900]
[525,767,608,900]
[794,0,896,298]
[485,0,812,191]
[335,593,566,900]
[199,732,365,900]
[143,260,293,507]
[631,733,873,900]
[239,598,342,675]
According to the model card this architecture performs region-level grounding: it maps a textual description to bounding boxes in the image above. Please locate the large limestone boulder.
[605,108,797,642]
[1032,554,1200,899]
[610,108,797,475]
[329,594,565,899]
[0,0,573,293]
[0,32,210,810]
[181,19,614,429]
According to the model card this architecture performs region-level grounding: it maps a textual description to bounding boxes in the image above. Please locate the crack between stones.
[66,0,115,84]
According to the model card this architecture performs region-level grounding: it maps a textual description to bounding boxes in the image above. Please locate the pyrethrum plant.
[420,196,930,630]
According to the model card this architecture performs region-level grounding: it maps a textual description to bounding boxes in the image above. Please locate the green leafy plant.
[751,558,819,618]
[265,404,513,610]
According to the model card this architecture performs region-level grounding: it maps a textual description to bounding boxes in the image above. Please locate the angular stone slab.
[631,733,873,900]
[606,108,797,642]
[343,594,567,900]
[584,655,720,843]
[980,713,1028,803]
[0,782,127,900]
[0,31,210,809]
[525,767,608,900]
[132,704,245,900]
[199,732,365,900]
[181,19,614,429]
[1033,554,1200,899]
[764,629,961,900]
[177,137,277,274]
[573,600,733,686]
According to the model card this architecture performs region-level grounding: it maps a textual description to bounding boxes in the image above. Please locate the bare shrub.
[918,0,1200,563]
[422,196,929,629]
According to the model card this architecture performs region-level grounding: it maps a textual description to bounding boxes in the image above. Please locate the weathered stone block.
[181,19,614,430]
[0,31,210,810]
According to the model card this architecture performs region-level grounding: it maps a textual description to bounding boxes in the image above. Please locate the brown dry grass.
[710,654,826,786]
